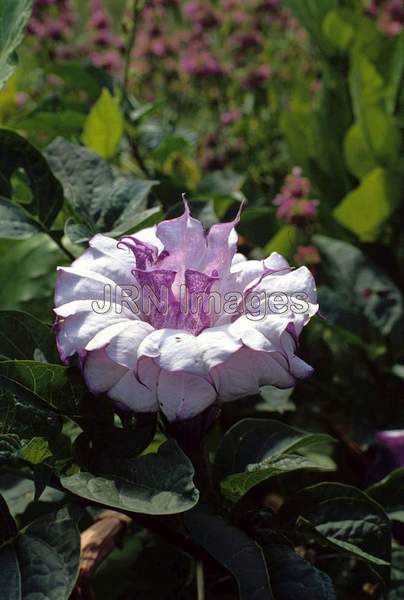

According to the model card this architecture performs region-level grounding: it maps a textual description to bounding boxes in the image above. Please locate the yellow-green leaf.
[264,225,299,259]
[82,88,123,159]
[333,168,401,241]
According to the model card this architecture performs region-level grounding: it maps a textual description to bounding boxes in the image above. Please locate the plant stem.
[123,0,141,98]
[48,231,76,262]
[196,559,205,600]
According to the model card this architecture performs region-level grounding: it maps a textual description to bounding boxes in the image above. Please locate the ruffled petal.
[211,347,296,402]
[138,329,204,375]
[54,300,136,360]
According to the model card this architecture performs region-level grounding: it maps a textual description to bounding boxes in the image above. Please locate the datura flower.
[54,201,318,422]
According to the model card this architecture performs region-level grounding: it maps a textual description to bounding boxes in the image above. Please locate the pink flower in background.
[273,167,320,226]
[54,202,318,422]
[220,110,242,127]
[91,50,122,72]
[366,0,404,36]
[294,245,321,269]
[242,64,272,88]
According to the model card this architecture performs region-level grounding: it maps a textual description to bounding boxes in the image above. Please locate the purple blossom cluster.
[28,0,124,72]
[273,167,319,227]
[366,0,404,36]
[131,0,290,84]
[28,0,76,41]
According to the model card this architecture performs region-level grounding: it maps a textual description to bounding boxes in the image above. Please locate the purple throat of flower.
[114,200,294,336]
[116,200,242,336]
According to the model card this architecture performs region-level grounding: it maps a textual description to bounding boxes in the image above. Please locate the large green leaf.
[215,418,333,484]
[0,235,65,322]
[0,0,32,89]
[0,505,80,600]
[0,199,41,240]
[264,544,336,599]
[333,168,401,241]
[0,360,82,416]
[0,130,64,229]
[45,137,159,240]
[322,8,355,52]
[344,122,376,180]
[0,377,61,439]
[314,235,403,337]
[184,505,273,600]
[61,439,199,515]
[0,310,59,362]
[221,454,333,504]
[277,483,391,575]
[82,88,124,159]
[367,468,404,523]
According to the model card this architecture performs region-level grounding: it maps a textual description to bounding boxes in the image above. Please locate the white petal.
[105,321,154,369]
[196,325,242,369]
[84,349,128,394]
[138,329,204,375]
[72,234,135,286]
[211,347,296,402]
[55,267,115,307]
[55,300,136,359]
[157,370,217,422]
[109,369,158,413]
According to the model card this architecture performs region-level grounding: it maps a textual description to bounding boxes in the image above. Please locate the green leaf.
[315,235,403,337]
[0,434,21,465]
[0,377,61,439]
[221,454,333,504]
[0,235,65,322]
[264,225,299,259]
[334,168,401,241]
[264,544,336,599]
[17,437,52,465]
[0,474,65,518]
[0,129,64,228]
[184,505,273,600]
[344,122,376,180]
[277,483,391,575]
[258,386,296,414]
[82,88,124,159]
[297,517,390,567]
[0,506,80,600]
[215,418,334,484]
[61,439,199,515]
[0,310,59,362]
[198,169,245,196]
[385,33,404,115]
[0,0,32,89]
[0,199,41,240]
[322,8,355,51]
[0,360,82,415]
[367,467,404,523]
[46,137,159,237]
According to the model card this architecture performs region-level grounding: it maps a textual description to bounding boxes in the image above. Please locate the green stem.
[123,0,141,98]
[196,559,205,600]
